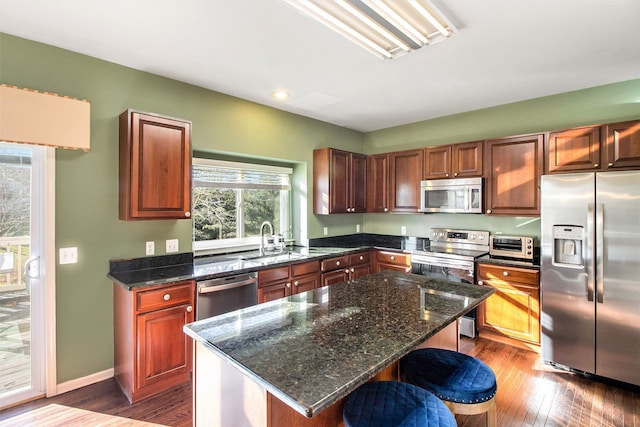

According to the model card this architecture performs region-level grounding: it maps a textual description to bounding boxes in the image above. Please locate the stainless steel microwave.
[419,177,483,213]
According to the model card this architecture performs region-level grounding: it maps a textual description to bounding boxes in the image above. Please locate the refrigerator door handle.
[586,203,595,302]
[596,203,605,303]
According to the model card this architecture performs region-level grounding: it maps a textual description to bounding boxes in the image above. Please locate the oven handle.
[198,276,257,294]
[411,255,473,270]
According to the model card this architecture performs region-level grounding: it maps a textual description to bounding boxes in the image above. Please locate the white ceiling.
[1,0,639,132]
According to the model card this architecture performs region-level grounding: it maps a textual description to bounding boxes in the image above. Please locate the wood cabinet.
[373,250,411,273]
[313,148,367,214]
[389,149,423,212]
[366,153,390,212]
[477,263,540,345]
[113,280,194,403]
[603,120,640,170]
[258,260,320,303]
[320,251,371,286]
[119,110,192,220]
[424,141,483,179]
[546,126,601,173]
[484,134,544,216]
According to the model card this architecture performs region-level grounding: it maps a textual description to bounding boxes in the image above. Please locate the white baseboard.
[54,368,114,396]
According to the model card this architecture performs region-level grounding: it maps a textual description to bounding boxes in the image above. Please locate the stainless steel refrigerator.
[541,171,640,386]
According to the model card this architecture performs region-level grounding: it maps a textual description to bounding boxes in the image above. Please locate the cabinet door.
[136,304,193,391]
[452,141,483,178]
[603,120,640,170]
[292,273,319,294]
[258,281,291,303]
[484,134,543,216]
[329,149,350,213]
[350,153,368,213]
[389,149,423,212]
[546,126,601,173]
[478,280,540,344]
[424,146,451,179]
[321,269,349,287]
[366,153,390,212]
[350,264,371,279]
[119,110,192,220]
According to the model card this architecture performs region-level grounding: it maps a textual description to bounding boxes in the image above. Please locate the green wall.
[2,32,640,384]
[0,33,363,383]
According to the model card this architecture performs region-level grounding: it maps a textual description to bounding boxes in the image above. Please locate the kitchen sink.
[242,252,307,264]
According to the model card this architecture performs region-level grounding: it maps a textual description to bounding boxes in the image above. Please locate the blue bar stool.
[343,381,457,427]
[401,348,497,427]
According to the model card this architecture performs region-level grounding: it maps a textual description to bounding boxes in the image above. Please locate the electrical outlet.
[146,241,155,256]
[356,224,361,233]
[59,247,78,264]
[166,239,179,253]
[401,226,407,236]
[323,227,328,236]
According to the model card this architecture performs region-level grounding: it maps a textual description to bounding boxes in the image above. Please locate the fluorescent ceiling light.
[283,0,456,60]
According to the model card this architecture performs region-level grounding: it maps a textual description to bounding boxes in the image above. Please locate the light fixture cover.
[283,0,456,60]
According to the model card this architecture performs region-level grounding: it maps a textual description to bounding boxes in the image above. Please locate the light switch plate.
[59,247,78,264]
[323,227,328,236]
[166,239,179,253]
[401,226,407,235]
[146,241,155,256]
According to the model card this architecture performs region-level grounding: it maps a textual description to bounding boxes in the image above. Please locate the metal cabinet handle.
[502,271,509,277]
[478,280,484,286]
[186,305,193,313]
[345,269,350,273]
[163,293,171,301]
[293,281,299,287]
[359,256,364,260]
[350,268,355,273]
[384,208,388,212]
[486,209,492,214]
[454,172,458,176]
[185,211,191,217]
[286,282,291,288]
[336,261,341,266]
[594,163,599,168]
[608,162,614,167]
[390,256,395,260]
[404,267,411,273]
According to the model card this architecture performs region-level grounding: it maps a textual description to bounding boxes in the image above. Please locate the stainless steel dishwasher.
[196,272,258,321]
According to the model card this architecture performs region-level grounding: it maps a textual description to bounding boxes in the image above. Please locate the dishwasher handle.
[198,274,257,294]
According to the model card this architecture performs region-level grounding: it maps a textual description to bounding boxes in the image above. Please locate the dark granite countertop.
[476,254,540,270]
[108,234,416,290]
[183,270,494,418]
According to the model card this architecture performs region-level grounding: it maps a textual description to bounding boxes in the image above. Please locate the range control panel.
[430,228,490,245]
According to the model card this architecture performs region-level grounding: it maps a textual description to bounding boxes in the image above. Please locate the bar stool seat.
[401,348,497,427]
[343,381,456,427]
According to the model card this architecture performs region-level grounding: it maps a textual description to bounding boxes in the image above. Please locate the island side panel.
[194,341,267,427]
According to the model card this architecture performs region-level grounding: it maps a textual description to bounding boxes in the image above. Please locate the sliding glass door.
[0,142,46,408]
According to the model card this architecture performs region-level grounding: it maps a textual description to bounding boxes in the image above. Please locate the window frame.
[192,158,293,255]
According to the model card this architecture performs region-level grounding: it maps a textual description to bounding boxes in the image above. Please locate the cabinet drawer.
[349,251,370,266]
[477,264,539,285]
[291,260,320,277]
[136,282,194,313]
[375,251,410,265]
[258,266,290,286]
[321,256,349,272]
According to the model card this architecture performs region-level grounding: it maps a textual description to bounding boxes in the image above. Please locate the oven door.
[410,254,475,285]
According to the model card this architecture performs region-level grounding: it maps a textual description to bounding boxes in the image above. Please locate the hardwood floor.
[0,337,639,426]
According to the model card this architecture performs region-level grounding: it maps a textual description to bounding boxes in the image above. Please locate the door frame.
[43,146,57,397]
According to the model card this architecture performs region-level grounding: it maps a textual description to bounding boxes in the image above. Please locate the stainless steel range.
[411,228,489,338]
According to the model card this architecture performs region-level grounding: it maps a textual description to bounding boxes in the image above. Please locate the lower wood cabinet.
[320,251,372,286]
[258,260,320,303]
[476,263,540,345]
[113,280,194,403]
[373,250,411,273]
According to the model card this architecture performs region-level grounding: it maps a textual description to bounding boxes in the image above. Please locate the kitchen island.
[183,270,494,427]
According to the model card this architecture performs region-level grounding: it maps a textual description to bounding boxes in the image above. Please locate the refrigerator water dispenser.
[552,225,584,267]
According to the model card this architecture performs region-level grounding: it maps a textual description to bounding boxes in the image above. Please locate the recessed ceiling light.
[272,90,290,100]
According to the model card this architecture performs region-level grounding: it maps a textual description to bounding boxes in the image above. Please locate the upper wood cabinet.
[119,110,192,220]
[389,149,423,212]
[424,141,483,179]
[484,134,544,216]
[603,120,640,170]
[366,153,390,212]
[313,148,367,214]
[546,126,601,173]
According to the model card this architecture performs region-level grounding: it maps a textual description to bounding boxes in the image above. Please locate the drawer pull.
[163,293,171,301]
[186,305,193,313]
[359,256,364,260]
[185,211,191,217]
[336,261,341,266]
[390,256,395,260]
[503,271,509,277]
[293,281,299,287]
[286,282,291,288]
[345,269,350,273]
[478,280,484,286]
[350,268,355,273]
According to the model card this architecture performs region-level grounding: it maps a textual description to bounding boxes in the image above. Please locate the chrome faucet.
[259,221,274,256]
